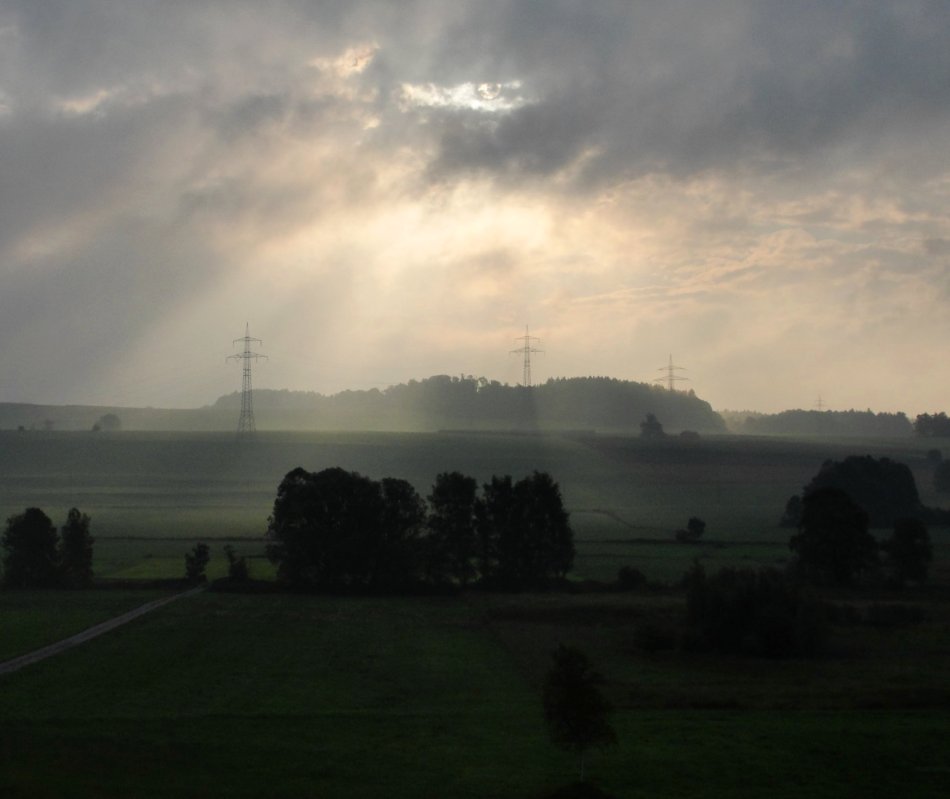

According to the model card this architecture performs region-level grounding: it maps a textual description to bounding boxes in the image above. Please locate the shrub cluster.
[683,563,826,658]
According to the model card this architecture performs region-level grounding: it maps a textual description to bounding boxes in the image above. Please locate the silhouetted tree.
[881,518,932,586]
[477,472,574,589]
[914,412,950,437]
[426,471,479,585]
[542,645,616,782]
[185,542,211,583]
[800,455,922,527]
[266,467,384,590]
[639,412,666,439]
[789,487,877,585]
[675,516,705,542]
[779,494,803,528]
[223,544,249,582]
[375,477,427,590]
[60,508,94,587]
[2,508,60,588]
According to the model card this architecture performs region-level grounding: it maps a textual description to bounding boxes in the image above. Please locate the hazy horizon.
[3,2,949,415]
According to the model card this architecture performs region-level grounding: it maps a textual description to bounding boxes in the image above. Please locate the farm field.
[2,430,950,796]
[2,591,949,798]
[2,429,948,584]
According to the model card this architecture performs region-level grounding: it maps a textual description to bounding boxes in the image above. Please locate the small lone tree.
[60,508,94,587]
[542,644,616,781]
[676,516,705,542]
[185,542,211,583]
[639,412,666,439]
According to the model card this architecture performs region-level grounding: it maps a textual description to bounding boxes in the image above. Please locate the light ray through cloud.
[2,1,950,414]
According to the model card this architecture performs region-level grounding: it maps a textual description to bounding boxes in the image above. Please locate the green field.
[2,430,949,796]
[2,429,947,583]
[2,591,948,797]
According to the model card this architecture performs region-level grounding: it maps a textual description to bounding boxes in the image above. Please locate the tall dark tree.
[476,472,574,589]
[511,471,574,587]
[426,471,479,585]
[2,507,60,588]
[474,474,516,579]
[60,507,94,587]
[789,487,878,585]
[266,467,384,590]
[542,645,616,782]
[375,477,427,590]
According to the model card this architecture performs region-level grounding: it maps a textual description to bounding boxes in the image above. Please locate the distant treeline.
[214,375,727,433]
[913,412,950,437]
[722,409,912,438]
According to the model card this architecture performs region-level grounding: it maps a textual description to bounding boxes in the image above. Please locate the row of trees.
[728,409,913,438]
[913,412,950,437]
[2,507,94,588]
[266,467,574,592]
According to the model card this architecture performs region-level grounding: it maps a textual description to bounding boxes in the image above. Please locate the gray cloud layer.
[2,1,949,412]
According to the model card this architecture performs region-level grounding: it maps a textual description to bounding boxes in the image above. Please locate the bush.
[683,563,826,658]
[616,565,646,590]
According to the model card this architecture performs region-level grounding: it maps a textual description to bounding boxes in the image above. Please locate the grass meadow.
[2,428,947,583]
[2,430,950,796]
[1,591,948,797]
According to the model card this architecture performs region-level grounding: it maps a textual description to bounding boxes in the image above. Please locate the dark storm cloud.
[424,1,950,187]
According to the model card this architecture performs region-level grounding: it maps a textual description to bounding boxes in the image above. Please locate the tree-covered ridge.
[215,375,726,433]
[723,409,912,438]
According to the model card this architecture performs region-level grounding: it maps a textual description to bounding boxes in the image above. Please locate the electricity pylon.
[511,325,543,387]
[655,354,688,392]
[227,323,267,436]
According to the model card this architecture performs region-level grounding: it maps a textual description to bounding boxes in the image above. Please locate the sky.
[2,0,950,414]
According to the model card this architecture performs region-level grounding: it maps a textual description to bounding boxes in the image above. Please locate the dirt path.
[0,585,206,676]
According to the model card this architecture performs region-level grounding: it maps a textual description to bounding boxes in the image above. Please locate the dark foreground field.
[2,591,949,798]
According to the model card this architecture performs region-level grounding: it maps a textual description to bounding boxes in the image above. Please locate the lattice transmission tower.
[655,354,688,392]
[227,323,267,436]
[510,325,544,387]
